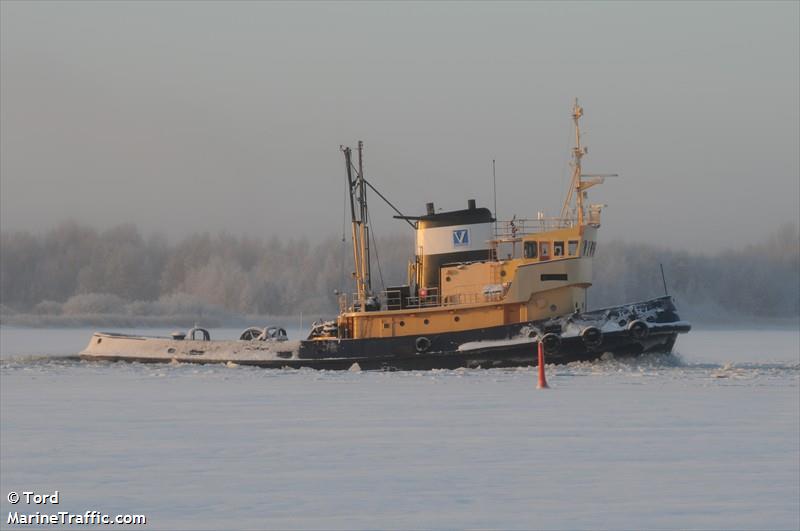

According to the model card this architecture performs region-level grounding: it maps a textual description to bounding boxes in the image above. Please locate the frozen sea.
[1,326,798,530]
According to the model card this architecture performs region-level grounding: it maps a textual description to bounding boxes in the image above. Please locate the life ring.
[540,333,561,354]
[581,326,603,349]
[627,320,649,340]
[415,336,431,353]
[188,327,211,341]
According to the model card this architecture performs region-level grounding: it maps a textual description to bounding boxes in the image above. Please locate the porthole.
[500,270,507,277]
[96,337,102,344]
[423,319,430,325]
[445,276,452,282]
[454,316,460,322]
[399,321,405,327]
[549,304,557,312]
[167,347,176,354]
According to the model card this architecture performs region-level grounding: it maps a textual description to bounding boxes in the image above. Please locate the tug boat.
[81,101,690,370]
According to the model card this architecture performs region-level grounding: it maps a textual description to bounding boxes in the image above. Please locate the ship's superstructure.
[329,100,610,342]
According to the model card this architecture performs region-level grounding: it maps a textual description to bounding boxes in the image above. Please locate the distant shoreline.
[1,311,796,331]
[0,312,331,330]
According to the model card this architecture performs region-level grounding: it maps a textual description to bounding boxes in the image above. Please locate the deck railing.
[341,283,508,313]
[494,217,577,240]
[340,289,441,313]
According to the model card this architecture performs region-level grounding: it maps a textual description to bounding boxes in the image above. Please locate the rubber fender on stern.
[627,320,649,340]
[581,326,603,349]
[540,333,561,354]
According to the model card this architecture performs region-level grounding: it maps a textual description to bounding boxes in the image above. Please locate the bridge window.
[554,241,564,256]
[568,240,579,255]
[540,241,550,257]
[582,240,589,255]
[524,241,537,258]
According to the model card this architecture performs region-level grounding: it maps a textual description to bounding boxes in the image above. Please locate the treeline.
[1,221,798,323]
[0,221,412,319]
[590,223,799,321]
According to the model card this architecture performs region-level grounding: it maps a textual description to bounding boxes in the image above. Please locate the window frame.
[568,240,579,256]
[524,240,538,259]
[540,241,550,257]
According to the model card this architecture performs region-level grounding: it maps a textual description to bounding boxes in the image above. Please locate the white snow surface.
[1,326,798,530]
[457,336,537,351]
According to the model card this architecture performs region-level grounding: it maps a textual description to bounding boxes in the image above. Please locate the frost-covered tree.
[1,220,797,319]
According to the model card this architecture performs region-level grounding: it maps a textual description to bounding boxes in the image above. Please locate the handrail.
[342,282,510,313]
[493,217,580,239]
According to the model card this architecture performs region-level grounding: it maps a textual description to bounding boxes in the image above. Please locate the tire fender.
[540,333,561,354]
[627,320,649,340]
[415,336,431,353]
[581,326,603,349]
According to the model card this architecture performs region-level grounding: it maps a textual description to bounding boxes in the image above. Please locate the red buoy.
[537,340,549,389]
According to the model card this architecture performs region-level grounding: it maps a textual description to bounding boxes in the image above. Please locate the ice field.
[1,327,798,529]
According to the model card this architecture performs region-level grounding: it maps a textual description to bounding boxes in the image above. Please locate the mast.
[341,142,371,309]
[559,98,610,226]
[560,98,587,224]
[358,141,371,294]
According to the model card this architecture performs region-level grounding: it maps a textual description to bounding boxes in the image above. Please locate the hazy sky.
[1,1,798,252]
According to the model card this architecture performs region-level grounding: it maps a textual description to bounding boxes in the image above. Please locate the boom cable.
[341,168,348,290]
[348,162,415,229]
[367,208,386,293]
